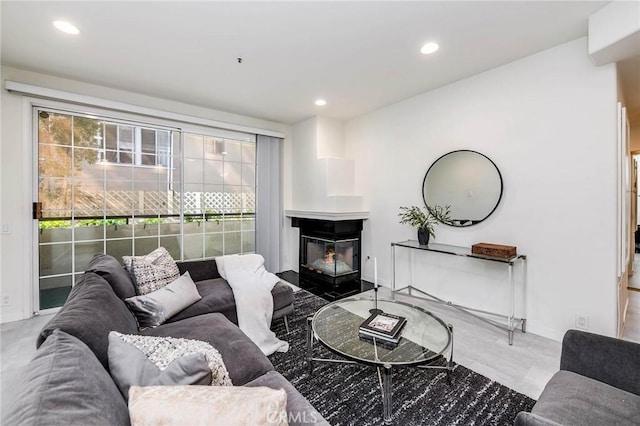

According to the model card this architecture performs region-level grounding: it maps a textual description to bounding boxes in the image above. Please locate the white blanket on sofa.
[215,254,289,355]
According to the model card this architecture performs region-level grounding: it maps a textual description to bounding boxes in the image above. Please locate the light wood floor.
[1,285,638,416]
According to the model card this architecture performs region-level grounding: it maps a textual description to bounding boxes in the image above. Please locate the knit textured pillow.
[108,332,233,398]
[123,247,180,295]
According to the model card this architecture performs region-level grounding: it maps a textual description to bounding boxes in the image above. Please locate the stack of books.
[358,311,407,344]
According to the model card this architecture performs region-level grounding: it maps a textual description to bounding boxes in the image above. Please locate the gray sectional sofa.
[4,254,327,425]
[515,329,640,425]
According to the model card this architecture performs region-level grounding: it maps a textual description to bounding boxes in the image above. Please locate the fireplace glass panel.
[301,236,358,277]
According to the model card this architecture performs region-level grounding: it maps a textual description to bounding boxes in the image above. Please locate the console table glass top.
[391,240,526,264]
[311,295,451,366]
[391,239,527,345]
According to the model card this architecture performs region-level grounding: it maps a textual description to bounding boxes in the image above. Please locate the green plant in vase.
[398,205,452,245]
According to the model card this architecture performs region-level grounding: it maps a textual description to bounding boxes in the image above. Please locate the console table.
[391,240,526,345]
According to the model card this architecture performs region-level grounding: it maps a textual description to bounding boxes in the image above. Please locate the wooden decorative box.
[471,243,517,259]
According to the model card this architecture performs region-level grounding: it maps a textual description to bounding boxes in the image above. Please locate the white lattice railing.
[43,189,255,217]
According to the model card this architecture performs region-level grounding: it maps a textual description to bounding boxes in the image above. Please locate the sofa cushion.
[142,312,274,385]
[176,259,222,282]
[245,370,329,426]
[167,278,238,323]
[108,332,231,398]
[531,370,640,426]
[37,272,139,371]
[128,385,288,426]
[125,272,201,328]
[3,329,130,426]
[123,247,180,295]
[272,282,295,311]
[167,279,294,325]
[87,253,136,299]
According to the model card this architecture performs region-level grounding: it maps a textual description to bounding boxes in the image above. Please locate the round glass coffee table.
[306,294,453,424]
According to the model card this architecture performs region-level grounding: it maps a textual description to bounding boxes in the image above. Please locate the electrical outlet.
[1,296,10,306]
[575,314,589,330]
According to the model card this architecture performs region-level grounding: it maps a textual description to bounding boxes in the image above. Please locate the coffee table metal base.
[306,317,454,424]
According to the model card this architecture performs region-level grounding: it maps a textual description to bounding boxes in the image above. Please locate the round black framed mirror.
[422,150,503,227]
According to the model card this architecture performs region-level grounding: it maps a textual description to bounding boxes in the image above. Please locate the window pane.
[39,243,72,276]
[39,275,72,310]
[39,220,72,243]
[134,237,159,256]
[205,233,223,258]
[184,159,203,183]
[161,236,181,259]
[204,217,223,233]
[73,117,103,149]
[223,162,242,186]
[184,133,203,159]
[39,145,72,177]
[74,219,105,241]
[242,230,255,253]
[242,142,256,164]
[75,240,104,272]
[160,218,181,236]
[204,137,224,160]
[183,234,204,260]
[242,163,255,186]
[134,217,159,237]
[204,185,224,211]
[74,179,104,213]
[224,140,242,162]
[39,178,73,213]
[74,148,101,176]
[224,231,241,254]
[107,238,133,259]
[204,160,224,184]
[106,219,132,238]
[39,112,71,145]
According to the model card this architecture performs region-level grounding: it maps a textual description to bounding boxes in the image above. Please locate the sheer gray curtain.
[255,135,283,272]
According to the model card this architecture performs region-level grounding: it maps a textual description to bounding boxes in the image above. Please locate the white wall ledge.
[285,210,369,221]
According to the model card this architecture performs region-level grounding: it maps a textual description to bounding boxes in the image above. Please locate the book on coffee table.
[359,311,407,342]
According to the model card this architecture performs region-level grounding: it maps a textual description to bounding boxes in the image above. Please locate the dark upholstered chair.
[515,329,640,425]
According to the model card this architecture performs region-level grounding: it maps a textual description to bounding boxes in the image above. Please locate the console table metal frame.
[391,240,527,345]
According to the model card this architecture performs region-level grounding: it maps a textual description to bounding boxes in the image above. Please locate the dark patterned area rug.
[269,290,535,426]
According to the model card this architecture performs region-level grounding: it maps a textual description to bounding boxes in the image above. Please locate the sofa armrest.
[560,329,640,395]
[515,412,563,426]
[176,259,221,282]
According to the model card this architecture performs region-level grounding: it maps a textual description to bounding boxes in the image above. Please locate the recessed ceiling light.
[53,21,80,35]
[420,42,439,55]
[315,99,327,106]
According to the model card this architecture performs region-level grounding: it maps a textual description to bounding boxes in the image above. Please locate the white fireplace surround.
[285,210,369,221]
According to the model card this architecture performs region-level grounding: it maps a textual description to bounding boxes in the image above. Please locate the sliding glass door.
[34,107,256,311]
[182,133,256,260]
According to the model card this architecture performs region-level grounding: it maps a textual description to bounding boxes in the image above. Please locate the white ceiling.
[1,1,614,125]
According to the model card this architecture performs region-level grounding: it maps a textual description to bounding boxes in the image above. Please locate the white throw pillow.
[128,385,289,426]
[123,247,180,295]
[125,272,201,328]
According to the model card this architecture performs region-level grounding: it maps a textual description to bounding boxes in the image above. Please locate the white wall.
[345,37,618,341]
[290,115,363,212]
[0,65,290,323]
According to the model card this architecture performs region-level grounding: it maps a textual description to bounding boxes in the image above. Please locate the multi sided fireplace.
[292,217,363,299]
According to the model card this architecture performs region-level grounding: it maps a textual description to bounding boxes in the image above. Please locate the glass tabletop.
[392,240,524,263]
[311,295,451,366]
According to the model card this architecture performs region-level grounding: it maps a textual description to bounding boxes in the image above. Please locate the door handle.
[33,202,42,220]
